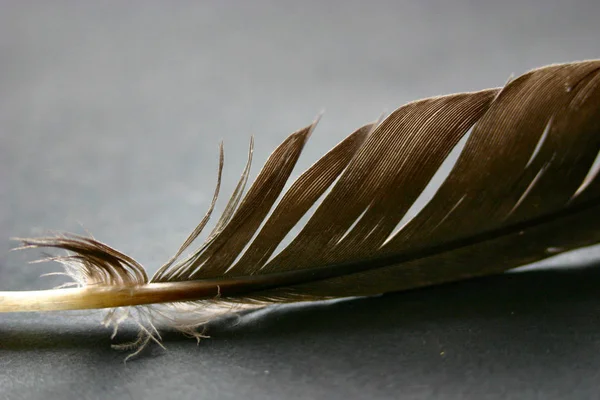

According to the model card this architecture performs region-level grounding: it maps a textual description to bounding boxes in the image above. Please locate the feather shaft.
[2,196,598,312]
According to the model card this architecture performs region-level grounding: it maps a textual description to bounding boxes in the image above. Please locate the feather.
[2,60,600,356]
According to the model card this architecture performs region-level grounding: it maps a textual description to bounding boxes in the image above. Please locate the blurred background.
[1,1,600,399]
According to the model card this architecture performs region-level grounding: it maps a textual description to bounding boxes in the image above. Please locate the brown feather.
[2,60,600,355]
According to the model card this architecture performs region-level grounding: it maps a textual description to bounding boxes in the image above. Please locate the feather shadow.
[2,263,600,355]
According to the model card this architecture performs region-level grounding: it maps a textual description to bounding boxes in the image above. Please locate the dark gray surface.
[1,1,600,399]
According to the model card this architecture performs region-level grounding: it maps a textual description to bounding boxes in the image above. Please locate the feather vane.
[2,60,600,355]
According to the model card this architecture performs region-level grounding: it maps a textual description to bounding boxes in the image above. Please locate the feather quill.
[2,60,600,354]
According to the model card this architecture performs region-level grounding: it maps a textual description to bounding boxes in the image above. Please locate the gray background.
[1,1,600,399]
